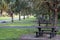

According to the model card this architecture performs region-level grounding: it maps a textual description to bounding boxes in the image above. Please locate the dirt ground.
[20,34,60,40]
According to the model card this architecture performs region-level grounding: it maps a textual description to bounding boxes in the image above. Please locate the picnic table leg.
[36,28,43,37]
[50,28,55,38]
[38,28,43,36]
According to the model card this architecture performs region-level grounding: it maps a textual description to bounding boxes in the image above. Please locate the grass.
[0,16,11,20]
[0,15,19,20]
[0,16,37,26]
[0,28,36,40]
[0,16,60,26]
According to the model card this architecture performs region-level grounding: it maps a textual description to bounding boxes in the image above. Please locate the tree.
[10,2,15,22]
[0,0,2,16]
[20,1,28,19]
[31,0,49,17]
[25,0,33,18]
[5,0,15,22]
[57,3,60,19]
[0,0,8,16]
[15,0,29,20]
[15,0,21,21]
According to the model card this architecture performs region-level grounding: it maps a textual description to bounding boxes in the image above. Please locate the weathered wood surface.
[20,34,60,40]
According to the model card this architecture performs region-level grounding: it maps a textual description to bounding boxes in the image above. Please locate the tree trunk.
[23,10,25,19]
[23,14,25,19]
[26,10,29,18]
[12,14,13,22]
[27,15,29,18]
[19,11,21,21]
[54,8,58,27]
[1,9,2,16]
[0,9,2,16]
[11,11,13,22]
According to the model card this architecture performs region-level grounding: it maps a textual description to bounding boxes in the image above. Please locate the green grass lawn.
[0,16,37,26]
[0,19,36,26]
[0,28,36,40]
[0,17,11,20]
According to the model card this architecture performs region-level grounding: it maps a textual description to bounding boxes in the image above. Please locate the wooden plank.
[36,26,58,28]
[34,21,53,24]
